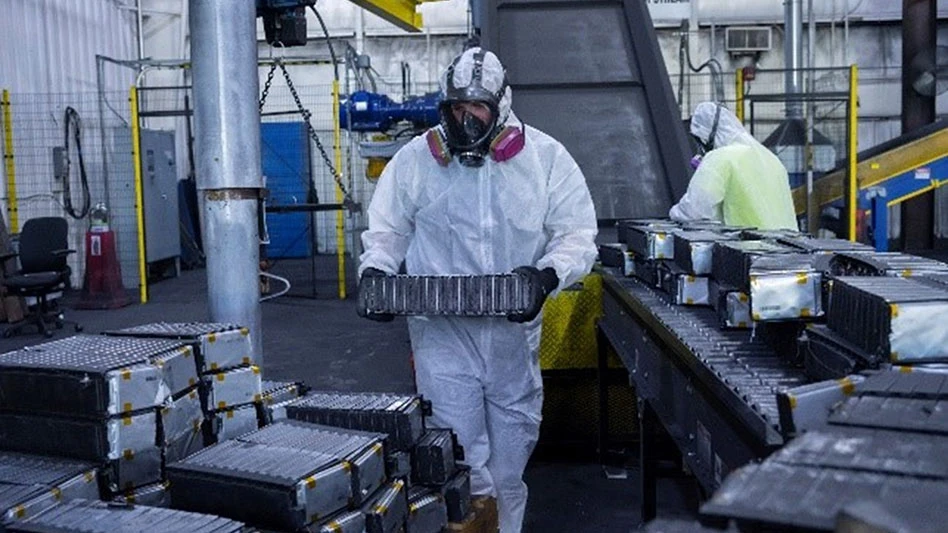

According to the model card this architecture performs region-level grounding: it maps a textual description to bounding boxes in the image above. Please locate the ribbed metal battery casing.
[827,371,948,435]
[202,365,262,412]
[711,240,795,292]
[259,380,304,425]
[739,229,804,241]
[828,277,948,363]
[0,452,98,525]
[771,426,948,480]
[658,262,710,306]
[800,325,870,381]
[385,451,412,481]
[621,222,678,260]
[597,243,627,269]
[775,375,866,438]
[167,439,352,530]
[701,461,948,531]
[672,229,739,275]
[160,387,205,465]
[105,322,254,373]
[0,410,162,492]
[358,274,532,317]
[0,335,191,417]
[828,251,948,277]
[287,392,427,452]
[776,236,873,253]
[237,420,387,506]
[747,253,822,321]
[616,218,676,244]
[411,429,461,486]
[407,486,448,533]
[362,479,408,533]
[209,403,261,444]
[440,464,471,523]
[112,481,171,508]
[5,498,247,533]
[312,508,366,533]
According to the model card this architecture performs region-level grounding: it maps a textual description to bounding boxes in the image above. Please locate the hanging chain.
[259,62,277,111]
[259,59,356,210]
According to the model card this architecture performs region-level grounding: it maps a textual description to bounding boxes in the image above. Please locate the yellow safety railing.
[1,90,18,233]
[735,69,745,124]
[332,79,346,300]
[847,64,858,241]
[129,86,148,303]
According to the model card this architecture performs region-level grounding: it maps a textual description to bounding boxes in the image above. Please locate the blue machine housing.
[339,90,442,132]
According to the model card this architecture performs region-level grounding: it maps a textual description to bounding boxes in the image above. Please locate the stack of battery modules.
[104,323,262,446]
[0,335,196,493]
[358,274,533,317]
[284,391,472,532]
[4,499,248,533]
[672,230,739,276]
[0,452,98,526]
[168,419,389,531]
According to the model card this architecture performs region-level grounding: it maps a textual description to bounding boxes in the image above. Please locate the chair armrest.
[0,251,17,262]
[52,249,77,257]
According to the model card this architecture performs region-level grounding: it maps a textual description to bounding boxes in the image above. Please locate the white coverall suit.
[359,48,598,532]
[670,102,798,230]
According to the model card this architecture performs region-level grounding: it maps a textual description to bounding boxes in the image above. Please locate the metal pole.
[806,0,817,234]
[137,0,145,61]
[847,65,858,242]
[784,0,804,117]
[95,57,112,212]
[900,0,936,250]
[190,0,264,363]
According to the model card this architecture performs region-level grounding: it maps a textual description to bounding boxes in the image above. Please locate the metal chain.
[270,59,356,208]
[259,63,277,111]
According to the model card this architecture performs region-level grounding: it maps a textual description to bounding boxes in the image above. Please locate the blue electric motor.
[339,90,442,132]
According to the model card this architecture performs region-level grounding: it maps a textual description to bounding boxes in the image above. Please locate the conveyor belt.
[604,273,806,440]
[600,269,808,496]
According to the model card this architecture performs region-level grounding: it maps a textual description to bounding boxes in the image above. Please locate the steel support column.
[900,0,936,250]
[190,0,263,363]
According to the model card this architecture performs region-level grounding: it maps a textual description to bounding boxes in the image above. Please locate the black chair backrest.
[19,217,69,274]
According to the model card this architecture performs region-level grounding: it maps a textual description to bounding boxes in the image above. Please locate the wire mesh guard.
[357,273,534,317]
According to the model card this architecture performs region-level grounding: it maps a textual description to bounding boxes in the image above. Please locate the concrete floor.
[0,268,698,532]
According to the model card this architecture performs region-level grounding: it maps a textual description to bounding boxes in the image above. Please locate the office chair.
[0,217,82,338]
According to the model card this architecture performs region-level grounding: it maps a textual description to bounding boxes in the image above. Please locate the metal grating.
[358,274,532,317]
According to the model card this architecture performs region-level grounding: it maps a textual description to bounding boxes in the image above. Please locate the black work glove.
[508,266,559,323]
[357,267,395,322]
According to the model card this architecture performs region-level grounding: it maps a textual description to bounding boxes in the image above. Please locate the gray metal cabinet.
[140,129,180,266]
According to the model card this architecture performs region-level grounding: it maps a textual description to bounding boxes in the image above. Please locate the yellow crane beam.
[347,0,445,33]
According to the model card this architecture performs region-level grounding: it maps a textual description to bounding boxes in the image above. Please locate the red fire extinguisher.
[76,204,131,309]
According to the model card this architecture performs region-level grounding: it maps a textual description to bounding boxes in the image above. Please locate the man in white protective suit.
[357,47,598,532]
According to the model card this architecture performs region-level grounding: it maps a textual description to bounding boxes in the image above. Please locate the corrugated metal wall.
[0,0,138,287]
